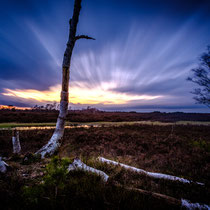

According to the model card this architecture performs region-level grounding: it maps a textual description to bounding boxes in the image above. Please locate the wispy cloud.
[0,0,209,112]
[2,81,162,105]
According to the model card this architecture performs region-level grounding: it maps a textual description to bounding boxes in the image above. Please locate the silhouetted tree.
[36,0,94,158]
[187,46,210,108]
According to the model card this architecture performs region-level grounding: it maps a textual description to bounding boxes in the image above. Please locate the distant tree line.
[33,102,58,110]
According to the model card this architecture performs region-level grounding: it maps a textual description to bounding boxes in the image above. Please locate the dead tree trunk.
[12,129,21,154]
[36,0,94,158]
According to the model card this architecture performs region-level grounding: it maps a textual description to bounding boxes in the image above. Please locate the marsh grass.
[0,122,77,129]
[85,158,210,204]
[0,154,209,209]
[20,157,180,210]
[190,139,210,152]
[1,120,210,129]
[0,109,210,124]
[0,124,210,209]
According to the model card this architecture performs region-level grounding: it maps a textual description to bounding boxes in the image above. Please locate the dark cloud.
[0,0,210,112]
[111,76,193,96]
[0,94,38,107]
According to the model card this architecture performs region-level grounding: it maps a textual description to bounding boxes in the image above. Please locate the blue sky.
[0,0,210,112]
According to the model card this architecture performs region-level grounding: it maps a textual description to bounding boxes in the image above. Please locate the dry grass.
[0,123,210,208]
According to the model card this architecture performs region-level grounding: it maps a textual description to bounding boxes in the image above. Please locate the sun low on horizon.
[2,82,162,105]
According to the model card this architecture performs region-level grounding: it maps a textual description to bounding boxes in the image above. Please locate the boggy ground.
[0,124,210,209]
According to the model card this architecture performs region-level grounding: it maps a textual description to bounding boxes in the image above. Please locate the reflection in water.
[0,121,209,131]
[0,124,100,131]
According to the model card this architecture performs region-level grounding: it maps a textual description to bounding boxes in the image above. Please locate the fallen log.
[98,157,204,185]
[0,157,9,173]
[120,185,210,210]
[181,199,210,210]
[121,185,181,207]
[68,158,109,182]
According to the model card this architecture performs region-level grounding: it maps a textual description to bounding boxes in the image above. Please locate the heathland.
[0,109,210,209]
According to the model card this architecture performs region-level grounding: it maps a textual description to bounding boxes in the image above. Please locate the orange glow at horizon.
[0,105,31,110]
[2,83,162,105]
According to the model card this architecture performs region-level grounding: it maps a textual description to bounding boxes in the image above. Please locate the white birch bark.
[35,92,68,158]
[35,0,94,158]
[181,199,210,210]
[0,157,9,173]
[98,157,204,185]
[68,158,109,182]
[12,129,21,154]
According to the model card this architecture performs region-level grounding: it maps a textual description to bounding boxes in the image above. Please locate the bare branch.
[187,45,210,108]
[75,35,95,41]
[36,0,85,158]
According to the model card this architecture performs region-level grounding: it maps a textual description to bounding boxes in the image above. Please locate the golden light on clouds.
[2,82,162,105]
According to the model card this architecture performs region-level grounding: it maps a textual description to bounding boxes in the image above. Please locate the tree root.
[35,132,61,159]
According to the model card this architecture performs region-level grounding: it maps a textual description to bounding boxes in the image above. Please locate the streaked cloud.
[0,0,210,112]
[2,81,162,105]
